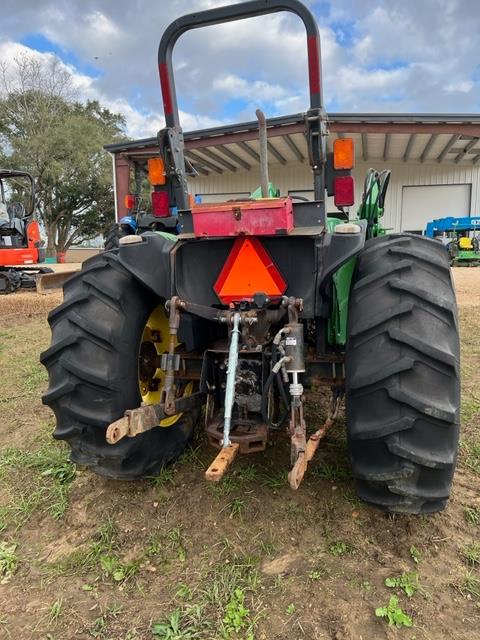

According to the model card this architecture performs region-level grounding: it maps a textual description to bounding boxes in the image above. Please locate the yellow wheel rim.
[138,305,191,427]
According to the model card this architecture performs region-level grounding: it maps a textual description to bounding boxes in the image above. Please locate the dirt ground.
[0,268,479,640]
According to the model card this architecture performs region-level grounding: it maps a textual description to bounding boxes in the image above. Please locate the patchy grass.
[0,439,75,531]
[464,505,480,525]
[0,541,18,582]
[152,558,262,639]
[460,438,480,475]
[462,543,480,566]
[328,540,354,557]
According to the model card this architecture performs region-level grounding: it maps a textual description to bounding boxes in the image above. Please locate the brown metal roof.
[105,112,480,174]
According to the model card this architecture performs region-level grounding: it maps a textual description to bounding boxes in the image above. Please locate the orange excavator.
[0,169,51,293]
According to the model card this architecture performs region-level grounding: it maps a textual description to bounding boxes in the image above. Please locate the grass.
[47,597,64,624]
[152,557,262,639]
[460,439,480,475]
[461,395,480,424]
[148,467,176,488]
[261,469,286,490]
[328,540,354,557]
[410,545,421,564]
[461,572,480,599]
[0,440,75,531]
[47,519,189,586]
[463,543,480,566]
[464,506,480,525]
[23,361,48,394]
[312,458,351,482]
[0,541,18,582]
[46,518,118,577]
[89,604,123,638]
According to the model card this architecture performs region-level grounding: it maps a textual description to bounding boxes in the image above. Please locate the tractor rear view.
[41,0,460,514]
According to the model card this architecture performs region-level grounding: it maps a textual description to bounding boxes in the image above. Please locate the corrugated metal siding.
[190,161,480,232]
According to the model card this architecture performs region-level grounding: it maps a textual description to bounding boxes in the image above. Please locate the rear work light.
[334,176,355,207]
[333,138,355,170]
[152,190,170,217]
[214,237,287,304]
[148,157,166,185]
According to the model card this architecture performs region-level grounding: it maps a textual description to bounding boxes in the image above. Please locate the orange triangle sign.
[214,237,287,304]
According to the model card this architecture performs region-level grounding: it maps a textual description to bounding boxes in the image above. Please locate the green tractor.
[41,0,460,514]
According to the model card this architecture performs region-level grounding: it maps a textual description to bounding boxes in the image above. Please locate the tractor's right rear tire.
[40,251,196,479]
[345,234,460,514]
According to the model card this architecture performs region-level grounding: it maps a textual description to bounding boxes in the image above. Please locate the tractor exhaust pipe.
[256,109,269,198]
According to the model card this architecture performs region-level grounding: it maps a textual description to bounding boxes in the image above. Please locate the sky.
[0,0,479,139]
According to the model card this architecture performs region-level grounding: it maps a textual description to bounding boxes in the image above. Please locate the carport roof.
[105,112,480,176]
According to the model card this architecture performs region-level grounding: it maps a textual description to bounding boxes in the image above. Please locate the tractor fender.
[316,220,367,315]
[117,231,174,300]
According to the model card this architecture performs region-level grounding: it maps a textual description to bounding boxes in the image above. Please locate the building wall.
[65,247,102,263]
[191,161,480,232]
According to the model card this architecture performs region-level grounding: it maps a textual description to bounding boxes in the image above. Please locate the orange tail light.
[333,138,355,170]
[148,157,166,185]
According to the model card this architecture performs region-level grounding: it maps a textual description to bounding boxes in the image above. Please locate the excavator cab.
[0,169,46,293]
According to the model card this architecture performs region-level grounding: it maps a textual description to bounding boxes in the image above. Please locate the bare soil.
[0,268,479,640]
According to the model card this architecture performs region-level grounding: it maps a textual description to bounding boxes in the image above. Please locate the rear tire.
[345,234,460,514]
[104,223,129,252]
[41,251,196,479]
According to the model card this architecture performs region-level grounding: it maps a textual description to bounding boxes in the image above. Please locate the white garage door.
[401,184,471,233]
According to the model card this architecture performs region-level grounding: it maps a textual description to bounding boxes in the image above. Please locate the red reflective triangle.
[214,237,287,304]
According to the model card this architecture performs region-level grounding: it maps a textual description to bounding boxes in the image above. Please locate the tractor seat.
[0,201,26,238]
[0,201,9,227]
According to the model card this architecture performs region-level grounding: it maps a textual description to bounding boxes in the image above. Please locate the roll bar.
[158,0,323,129]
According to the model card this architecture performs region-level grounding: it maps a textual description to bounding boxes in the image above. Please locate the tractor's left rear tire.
[41,251,196,479]
[104,223,129,252]
[345,233,460,514]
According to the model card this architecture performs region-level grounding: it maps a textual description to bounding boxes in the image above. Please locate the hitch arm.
[106,391,206,445]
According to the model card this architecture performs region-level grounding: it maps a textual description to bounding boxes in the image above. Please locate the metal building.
[106,113,480,233]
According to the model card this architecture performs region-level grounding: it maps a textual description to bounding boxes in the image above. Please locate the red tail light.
[334,176,355,207]
[152,191,170,217]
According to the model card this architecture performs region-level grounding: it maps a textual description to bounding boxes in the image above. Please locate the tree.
[0,55,126,255]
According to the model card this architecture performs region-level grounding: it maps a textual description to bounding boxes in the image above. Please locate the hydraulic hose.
[261,344,290,430]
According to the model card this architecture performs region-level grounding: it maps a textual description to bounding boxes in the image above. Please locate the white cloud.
[0,0,479,142]
[0,39,224,139]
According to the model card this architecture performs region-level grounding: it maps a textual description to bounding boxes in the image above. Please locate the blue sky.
[0,0,478,137]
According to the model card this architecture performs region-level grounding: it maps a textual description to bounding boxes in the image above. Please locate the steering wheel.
[7,202,26,219]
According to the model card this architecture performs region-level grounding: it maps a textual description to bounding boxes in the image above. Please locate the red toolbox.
[191,198,294,237]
